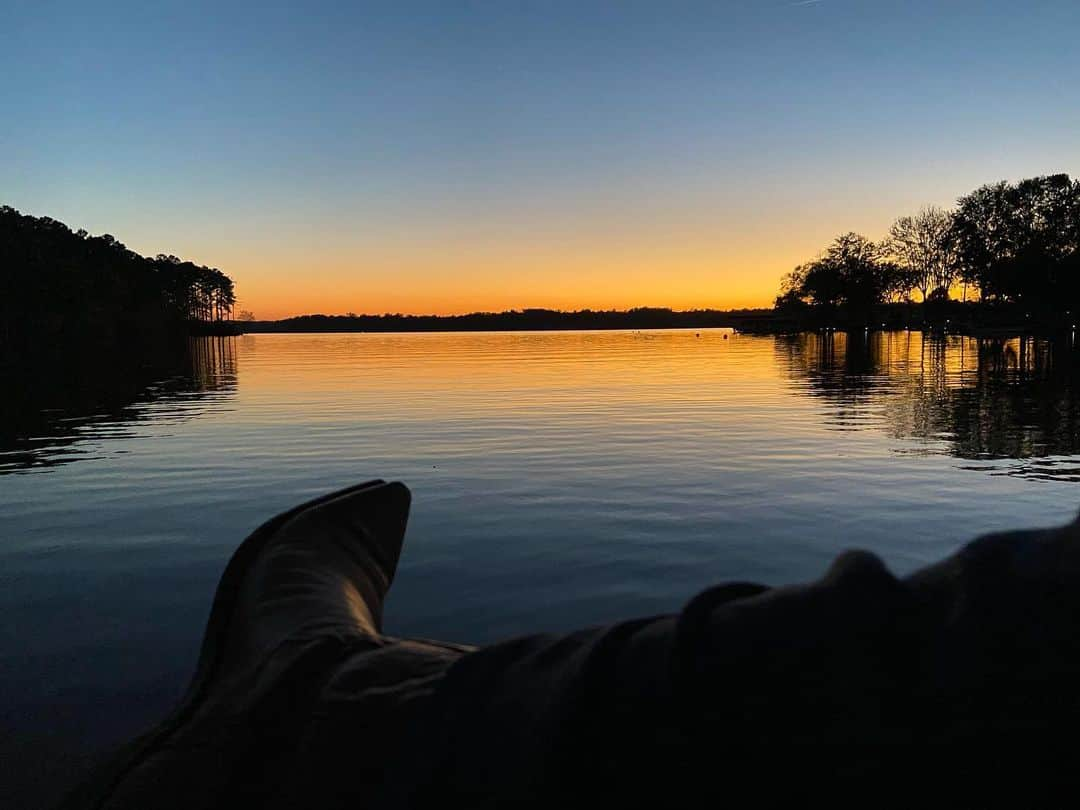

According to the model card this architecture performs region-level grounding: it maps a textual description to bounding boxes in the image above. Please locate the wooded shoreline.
[234,302,1076,337]
[237,308,768,334]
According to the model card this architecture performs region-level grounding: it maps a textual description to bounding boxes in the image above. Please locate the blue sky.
[4,1,1078,316]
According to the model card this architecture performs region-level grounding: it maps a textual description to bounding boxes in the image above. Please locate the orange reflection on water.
[231,328,797,428]
[146,328,1080,486]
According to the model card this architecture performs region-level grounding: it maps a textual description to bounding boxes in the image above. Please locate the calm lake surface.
[4,328,1080,803]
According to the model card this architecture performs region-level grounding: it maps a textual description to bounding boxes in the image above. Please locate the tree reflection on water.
[1,337,237,474]
[777,330,1080,481]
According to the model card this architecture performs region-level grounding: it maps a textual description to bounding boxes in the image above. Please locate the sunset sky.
[5,1,1079,319]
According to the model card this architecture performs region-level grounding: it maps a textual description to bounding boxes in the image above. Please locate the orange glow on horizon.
[223,240,817,320]
[177,188,929,320]
[238,283,777,320]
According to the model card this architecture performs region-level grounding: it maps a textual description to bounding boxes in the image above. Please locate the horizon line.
[242,305,775,322]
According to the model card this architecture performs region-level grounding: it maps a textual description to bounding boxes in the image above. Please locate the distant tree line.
[1,206,236,350]
[244,307,771,333]
[776,174,1080,326]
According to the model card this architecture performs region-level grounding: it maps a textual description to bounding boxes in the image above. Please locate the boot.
[60,479,413,809]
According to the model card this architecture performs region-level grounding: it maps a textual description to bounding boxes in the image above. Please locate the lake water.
[4,328,1080,805]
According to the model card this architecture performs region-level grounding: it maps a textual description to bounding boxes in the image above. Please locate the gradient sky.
[4,1,1079,318]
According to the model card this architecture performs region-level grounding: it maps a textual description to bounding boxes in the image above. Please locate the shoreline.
[231,321,1075,339]
[229,326,1075,338]
[228,301,1079,338]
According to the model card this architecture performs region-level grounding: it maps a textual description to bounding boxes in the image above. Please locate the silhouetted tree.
[780,233,901,321]
[953,174,1080,308]
[887,206,958,301]
[775,173,1080,323]
[0,206,237,352]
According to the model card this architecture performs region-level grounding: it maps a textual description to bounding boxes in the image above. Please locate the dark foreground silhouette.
[63,481,1080,808]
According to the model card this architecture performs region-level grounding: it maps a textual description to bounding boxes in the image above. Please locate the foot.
[62,479,412,809]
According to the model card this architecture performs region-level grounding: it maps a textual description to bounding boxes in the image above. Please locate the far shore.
[224,303,1079,338]
[233,308,769,335]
